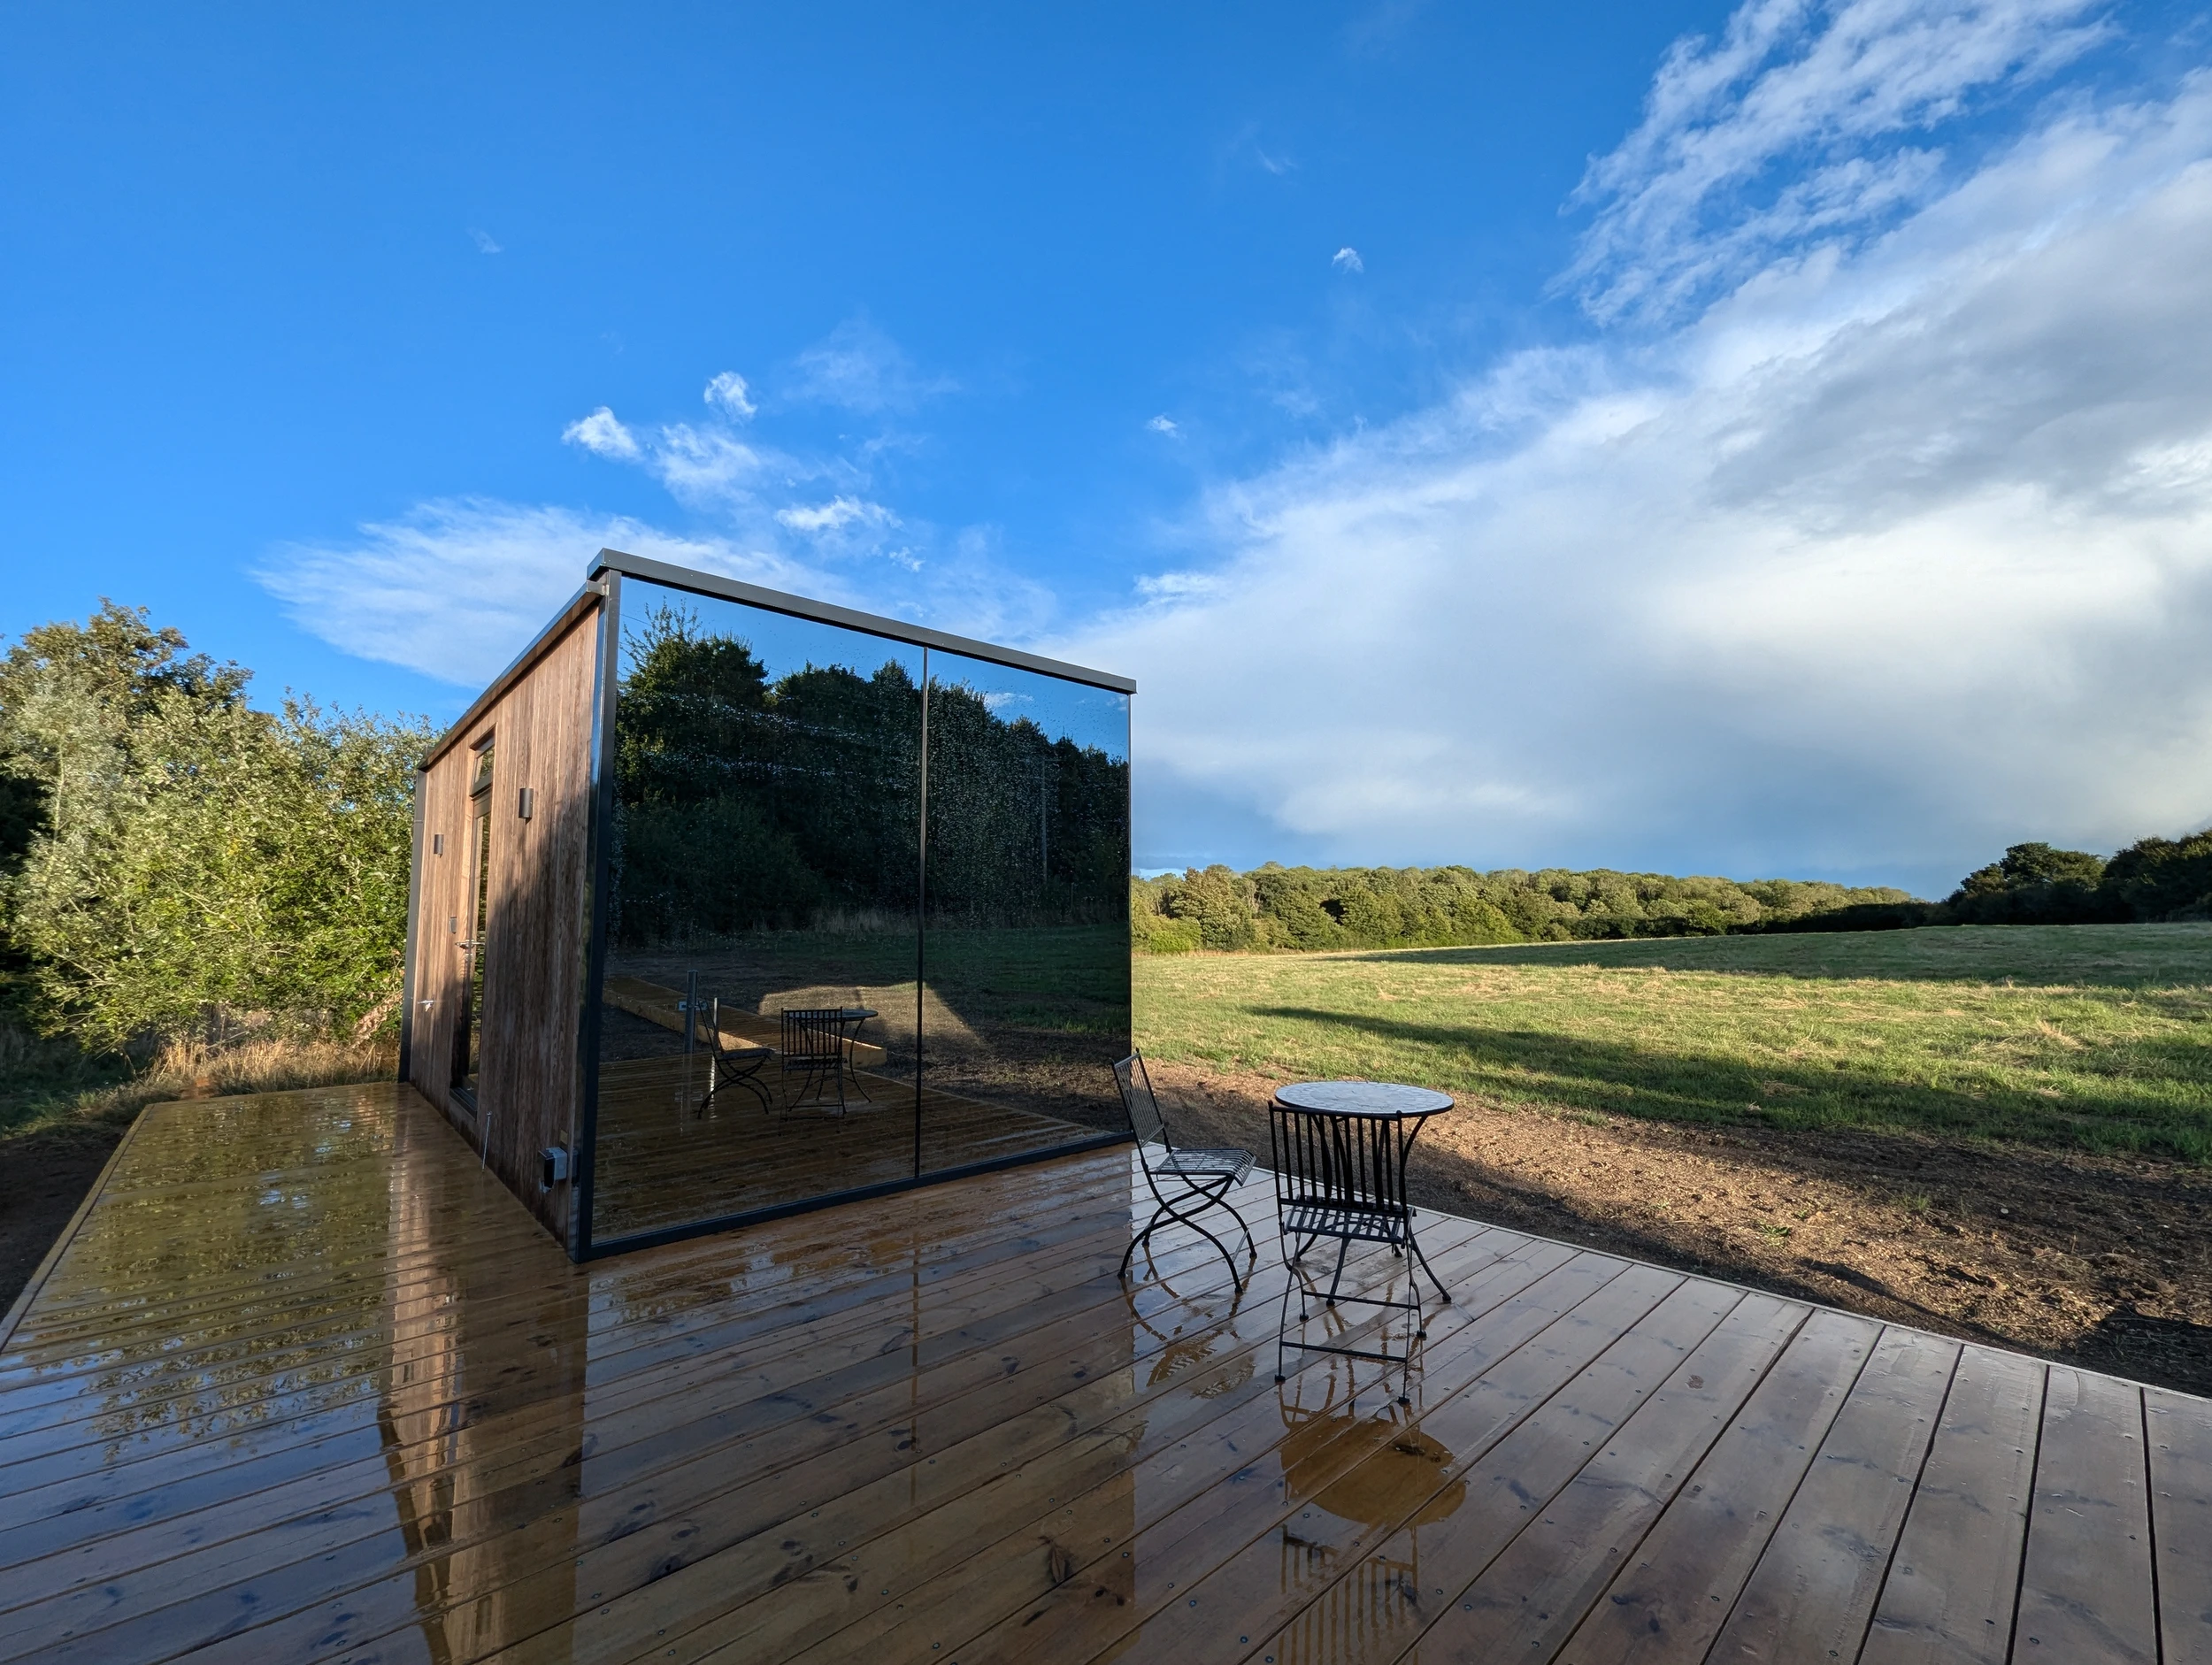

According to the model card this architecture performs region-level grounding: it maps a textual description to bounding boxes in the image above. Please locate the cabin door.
[450,739,496,1107]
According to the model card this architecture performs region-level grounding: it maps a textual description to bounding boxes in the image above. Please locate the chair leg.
[1118,1206,1164,1280]
[1148,1185,1242,1286]
[1324,1237,1351,1308]
[1408,1229,1450,1308]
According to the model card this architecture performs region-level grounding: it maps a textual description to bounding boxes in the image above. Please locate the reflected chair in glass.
[697,995,772,1117]
[1113,1050,1256,1285]
[1268,1097,1448,1403]
[780,1008,864,1115]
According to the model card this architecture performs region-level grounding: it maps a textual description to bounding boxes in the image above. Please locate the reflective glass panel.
[589,580,924,1242]
[921,652,1131,1170]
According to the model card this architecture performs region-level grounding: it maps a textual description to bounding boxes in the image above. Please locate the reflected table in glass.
[778,1006,883,1114]
[1268,1079,1455,1402]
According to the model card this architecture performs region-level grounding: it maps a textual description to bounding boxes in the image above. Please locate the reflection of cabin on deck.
[398,549,1136,1258]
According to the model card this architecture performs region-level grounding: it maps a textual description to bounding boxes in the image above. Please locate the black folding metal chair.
[1270,1093,1450,1402]
[696,995,772,1117]
[1114,1050,1256,1285]
[780,1008,857,1114]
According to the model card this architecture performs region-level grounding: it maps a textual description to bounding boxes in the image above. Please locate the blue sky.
[6,1,2212,894]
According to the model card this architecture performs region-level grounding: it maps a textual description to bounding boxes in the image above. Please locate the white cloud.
[468,227,503,255]
[255,502,825,687]
[787,318,954,414]
[648,422,773,504]
[1333,246,1365,273]
[561,406,640,460]
[1563,0,2107,323]
[1147,415,1180,436]
[704,371,757,419]
[775,495,898,534]
[1067,21,2212,889]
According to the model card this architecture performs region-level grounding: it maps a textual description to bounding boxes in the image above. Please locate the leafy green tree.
[1947,842,2118,925]
[0,603,427,1046]
[2100,827,2212,920]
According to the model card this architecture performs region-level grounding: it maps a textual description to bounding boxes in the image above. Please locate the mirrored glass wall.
[587,575,1131,1247]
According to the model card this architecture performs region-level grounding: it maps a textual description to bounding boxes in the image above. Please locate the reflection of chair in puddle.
[1274,1363,1463,1662]
[780,1008,875,1115]
[1114,1050,1256,1285]
[1274,1243,1432,1406]
[1122,1247,1256,1400]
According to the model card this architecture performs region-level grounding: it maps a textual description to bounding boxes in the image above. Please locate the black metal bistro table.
[1268,1079,1455,1400]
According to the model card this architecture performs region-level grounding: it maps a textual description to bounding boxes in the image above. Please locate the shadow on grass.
[1251,1005,2212,1162]
[1332,921,2212,990]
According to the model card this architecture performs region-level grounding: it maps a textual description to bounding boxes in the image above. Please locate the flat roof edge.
[589,549,1137,694]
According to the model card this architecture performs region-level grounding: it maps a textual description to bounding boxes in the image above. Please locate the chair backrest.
[1113,1051,1170,1147]
[781,1008,846,1063]
[1269,1101,1409,1221]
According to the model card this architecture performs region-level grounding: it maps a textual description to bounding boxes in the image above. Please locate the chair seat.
[1156,1146,1255,1184]
[1280,1200,1412,1243]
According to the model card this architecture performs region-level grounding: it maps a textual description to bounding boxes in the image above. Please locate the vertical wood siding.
[406,602,602,1249]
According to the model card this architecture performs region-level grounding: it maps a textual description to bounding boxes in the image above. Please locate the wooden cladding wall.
[406,602,603,1250]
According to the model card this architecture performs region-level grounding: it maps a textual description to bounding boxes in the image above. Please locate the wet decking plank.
[1704,1326,1959,1663]
[1554,1306,1879,1665]
[0,1082,2207,1665]
[2149,1385,2212,1665]
[2010,1367,2157,1664]
[1858,1347,2045,1665]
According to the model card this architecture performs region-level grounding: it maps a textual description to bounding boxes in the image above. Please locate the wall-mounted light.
[518,786,534,822]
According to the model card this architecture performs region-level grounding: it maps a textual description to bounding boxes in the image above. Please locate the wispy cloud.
[1071,6,2212,888]
[561,406,639,459]
[257,322,1049,677]
[1561,0,2108,324]
[468,227,503,255]
[256,502,821,687]
[703,371,757,419]
[775,495,897,534]
[1147,414,1180,436]
[787,317,956,414]
[1333,246,1365,273]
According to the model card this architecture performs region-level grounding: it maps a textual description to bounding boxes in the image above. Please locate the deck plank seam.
[1999,1354,2052,1665]
[1847,1331,1968,1665]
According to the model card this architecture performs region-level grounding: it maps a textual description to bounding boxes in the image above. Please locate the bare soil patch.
[1151,1059,2212,1398]
[0,1123,123,1316]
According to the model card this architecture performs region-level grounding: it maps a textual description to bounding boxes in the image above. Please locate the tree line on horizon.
[1131,834,2212,954]
[2,602,2207,1050]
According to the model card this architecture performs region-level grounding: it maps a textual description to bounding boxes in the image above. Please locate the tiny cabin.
[398,549,1136,1257]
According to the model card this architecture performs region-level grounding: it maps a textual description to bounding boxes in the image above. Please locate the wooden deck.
[1,1083,2206,1665]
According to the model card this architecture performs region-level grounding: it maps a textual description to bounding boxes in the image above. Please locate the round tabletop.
[1272,1079,1455,1118]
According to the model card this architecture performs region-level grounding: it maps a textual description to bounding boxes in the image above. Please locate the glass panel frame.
[571,565,1133,1258]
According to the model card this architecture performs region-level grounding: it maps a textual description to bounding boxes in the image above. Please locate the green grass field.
[1133,923,2212,1161]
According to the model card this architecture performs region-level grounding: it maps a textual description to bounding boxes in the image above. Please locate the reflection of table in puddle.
[588,1052,1095,1240]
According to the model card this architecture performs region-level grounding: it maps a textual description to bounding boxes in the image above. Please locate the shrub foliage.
[0,603,430,1046]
